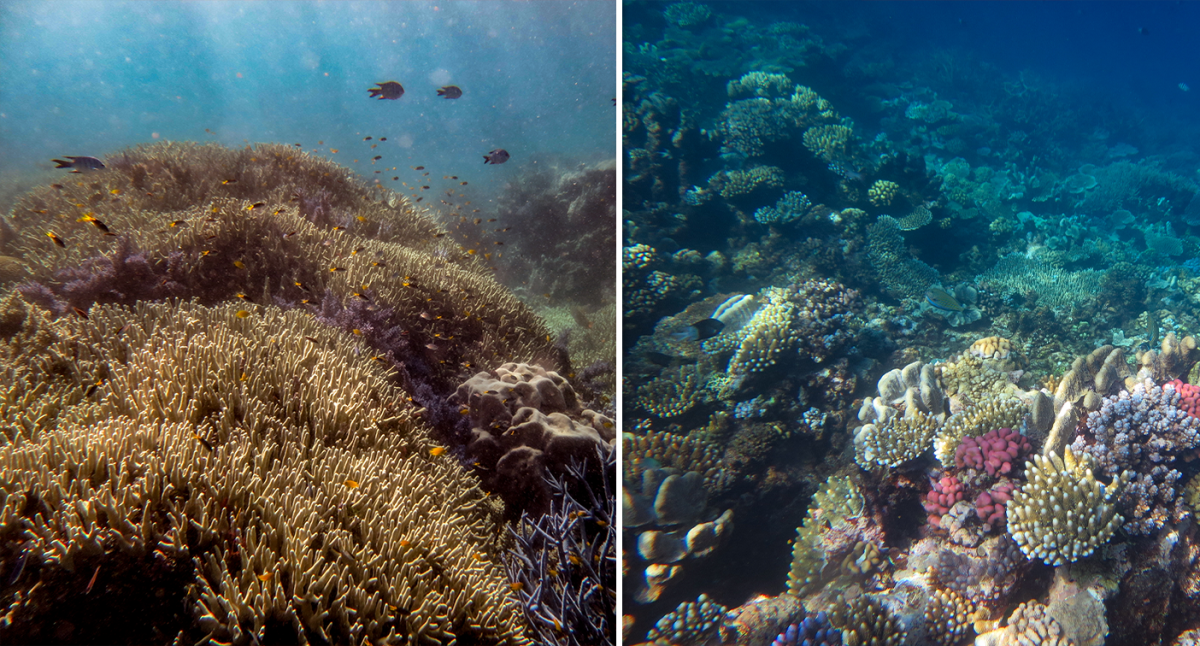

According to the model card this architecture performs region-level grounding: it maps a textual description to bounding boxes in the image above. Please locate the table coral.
[1006,447,1129,566]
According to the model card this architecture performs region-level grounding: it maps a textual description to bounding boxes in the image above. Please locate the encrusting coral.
[0,298,528,644]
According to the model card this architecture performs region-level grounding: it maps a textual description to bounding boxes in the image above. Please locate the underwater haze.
[0,0,616,208]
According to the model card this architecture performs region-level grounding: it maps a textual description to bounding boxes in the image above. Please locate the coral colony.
[0,141,615,643]
[625,2,1200,645]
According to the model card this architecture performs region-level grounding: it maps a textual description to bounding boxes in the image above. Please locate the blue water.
[0,0,615,208]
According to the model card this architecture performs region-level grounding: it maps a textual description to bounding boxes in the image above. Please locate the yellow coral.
[868,180,899,207]
[802,124,853,163]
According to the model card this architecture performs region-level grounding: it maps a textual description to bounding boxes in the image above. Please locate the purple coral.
[504,443,615,646]
[1071,380,1200,534]
[771,612,842,646]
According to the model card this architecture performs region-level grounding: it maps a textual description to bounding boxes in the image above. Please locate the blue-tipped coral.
[771,612,843,646]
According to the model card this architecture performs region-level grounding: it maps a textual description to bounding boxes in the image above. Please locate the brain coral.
[0,297,528,644]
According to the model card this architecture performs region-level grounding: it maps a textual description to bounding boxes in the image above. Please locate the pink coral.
[974,483,1014,529]
[923,475,964,527]
[1165,379,1200,418]
[954,427,1031,477]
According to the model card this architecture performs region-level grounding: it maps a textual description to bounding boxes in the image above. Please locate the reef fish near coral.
[367,80,404,100]
[51,156,105,172]
[484,148,510,164]
[924,287,963,313]
[671,317,725,342]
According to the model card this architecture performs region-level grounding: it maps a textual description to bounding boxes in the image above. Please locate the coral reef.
[1070,380,1200,534]
[0,298,527,644]
[1007,447,1129,566]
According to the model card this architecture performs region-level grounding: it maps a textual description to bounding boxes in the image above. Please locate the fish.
[380,137,387,141]
[344,479,359,488]
[72,306,89,319]
[329,267,346,272]
[671,318,725,342]
[47,231,66,247]
[51,156,105,172]
[235,310,251,318]
[193,433,214,452]
[368,81,405,100]
[222,179,238,184]
[51,184,64,189]
[483,149,510,165]
[414,166,425,170]
[80,215,111,233]
[236,293,252,302]
[509,582,524,592]
[437,85,463,99]
[233,260,246,269]
[246,202,265,211]
[925,287,964,313]
[373,155,382,161]
[257,572,273,582]
[429,446,445,456]
[364,136,372,141]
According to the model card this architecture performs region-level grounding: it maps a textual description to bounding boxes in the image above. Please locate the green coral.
[1007,447,1130,566]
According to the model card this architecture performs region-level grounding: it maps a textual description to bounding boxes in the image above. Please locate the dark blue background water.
[0,0,615,209]
[734,1,1200,145]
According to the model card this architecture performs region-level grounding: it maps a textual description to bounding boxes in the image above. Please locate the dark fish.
[52,156,105,173]
[437,85,463,99]
[47,231,66,247]
[1138,26,1150,35]
[373,155,382,160]
[925,287,964,313]
[380,137,387,141]
[483,149,509,165]
[643,351,696,368]
[672,318,725,342]
[368,81,405,100]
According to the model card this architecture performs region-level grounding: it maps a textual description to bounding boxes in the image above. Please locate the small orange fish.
[222,179,238,185]
[109,188,120,195]
[258,572,272,582]
[399,540,411,547]
[352,328,362,335]
[247,202,265,211]
[330,149,339,153]
[47,231,66,247]
[344,479,359,488]
[429,446,445,456]
[236,293,252,302]
[329,267,346,272]
[509,582,524,592]
[235,310,251,318]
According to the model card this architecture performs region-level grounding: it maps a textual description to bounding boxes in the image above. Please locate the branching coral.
[1007,447,1129,566]
[854,410,940,469]
[754,191,812,225]
[1070,380,1200,534]
[0,298,528,644]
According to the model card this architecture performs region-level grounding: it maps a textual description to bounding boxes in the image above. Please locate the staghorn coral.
[1070,380,1200,534]
[1006,447,1129,566]
[7,142,557,394]
[0,297,529,644]
[504,444,615,646]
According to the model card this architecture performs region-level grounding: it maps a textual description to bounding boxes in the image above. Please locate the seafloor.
[623,3,1200,646]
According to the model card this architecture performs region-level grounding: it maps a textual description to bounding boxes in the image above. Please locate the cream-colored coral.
[924,588,973,646]
[637,364,702,419]
[728,287,797,376]
[970,336,1015,361]
[802,124,853,163]
[854,410,940,469]
[0,298,528,644]
[831,593,905,646]
[895,204,933,231]
[1007,447,1130,566]
[622,430,724,492]
[786,473,864,597]
[868,180,899,207]
[710,166,785,199]
[934,395,1028,467]
[976,600,1076,646]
